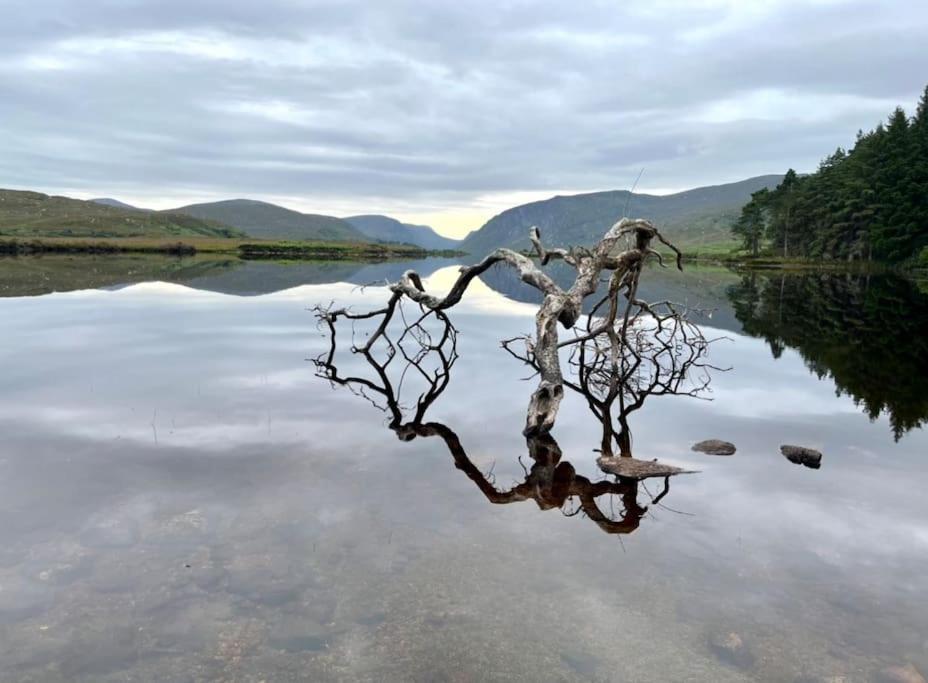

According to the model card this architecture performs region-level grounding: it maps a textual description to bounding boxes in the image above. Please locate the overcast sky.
[1,0,926,237]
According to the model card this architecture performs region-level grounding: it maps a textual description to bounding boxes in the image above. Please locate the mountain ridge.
[11,175,783,250]
[461,175,783,255]
[171,198,368,242]
[344,214,461,250]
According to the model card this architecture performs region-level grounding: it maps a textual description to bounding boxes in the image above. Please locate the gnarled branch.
[318,217,684,436]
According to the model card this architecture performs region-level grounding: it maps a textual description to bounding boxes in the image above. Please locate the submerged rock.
[875,663,927,683]
[692,439,737,455]
[781,445,823,469]
[708,630,754,669]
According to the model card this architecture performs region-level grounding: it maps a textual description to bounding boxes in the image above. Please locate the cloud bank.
[1,0,926,235]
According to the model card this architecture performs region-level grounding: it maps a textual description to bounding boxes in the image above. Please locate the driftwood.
[317,218,688,437]
[313,242,721,534]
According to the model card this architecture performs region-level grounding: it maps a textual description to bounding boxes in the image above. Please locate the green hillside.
[0,189,241,238]
[174,199,368,242]
[460,175,782,255]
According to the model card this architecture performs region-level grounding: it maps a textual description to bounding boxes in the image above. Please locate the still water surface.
[1,256,927,682]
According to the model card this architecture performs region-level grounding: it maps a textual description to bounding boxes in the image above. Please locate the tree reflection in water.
[313,295,720,535]
[728,271,928,440]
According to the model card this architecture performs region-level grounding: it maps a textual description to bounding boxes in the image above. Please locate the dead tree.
[313,287,717,535]
[316,218,685,436]
[502,296,725,475]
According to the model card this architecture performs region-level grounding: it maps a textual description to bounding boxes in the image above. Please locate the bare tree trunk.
[319,218,683,437]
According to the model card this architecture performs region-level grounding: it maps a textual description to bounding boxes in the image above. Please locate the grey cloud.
[1,0,927,227]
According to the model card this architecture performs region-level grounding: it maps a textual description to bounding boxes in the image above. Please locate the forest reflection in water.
[480,260,928,440]
[728,270,928,439]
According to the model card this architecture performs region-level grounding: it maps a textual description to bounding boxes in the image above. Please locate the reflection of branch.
[312,301,713,536]
[313,300,458,426]
[503,295,719,458]
[410,423,648,535]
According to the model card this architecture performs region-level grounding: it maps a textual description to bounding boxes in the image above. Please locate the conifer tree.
[731,85,928,263]
[733,188,768,256]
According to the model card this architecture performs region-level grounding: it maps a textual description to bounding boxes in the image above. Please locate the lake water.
[1,255,927,682]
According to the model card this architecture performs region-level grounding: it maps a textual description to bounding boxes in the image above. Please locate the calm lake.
[1,255,927,682]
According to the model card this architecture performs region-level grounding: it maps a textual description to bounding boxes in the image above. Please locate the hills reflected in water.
[2,254,927,438]
[0,254,461,298]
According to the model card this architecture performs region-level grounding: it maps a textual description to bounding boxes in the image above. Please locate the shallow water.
[0,256,927,682]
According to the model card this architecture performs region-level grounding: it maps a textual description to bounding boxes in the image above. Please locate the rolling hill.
[460,175,783,255]
[344,214,461,250]
[0,189,242,238]
[6,175,781,251]
[173,199,367,242]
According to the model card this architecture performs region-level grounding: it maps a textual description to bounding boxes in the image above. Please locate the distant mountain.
[91,197,143,211]
[460,175,783,255]
[0,189,241,238]
[173,199,367,242]
[477,260,742,332]
[344,214,461,251]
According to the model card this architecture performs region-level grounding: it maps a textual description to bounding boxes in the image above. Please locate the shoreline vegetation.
[680,248,926,277]
[3,236,923,276]
[0,236,465,261]
[730,86,928,269]
[684,253,923,274]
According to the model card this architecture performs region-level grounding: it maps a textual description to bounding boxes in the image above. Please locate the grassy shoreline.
[0,236,919,275]
[0,236,464,260]
[673,245,928,274]
[680,252,910,273]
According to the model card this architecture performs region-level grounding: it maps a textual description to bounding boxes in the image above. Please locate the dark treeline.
[727,271,928,440]
[0,239,196,256]
[733,86,928,263]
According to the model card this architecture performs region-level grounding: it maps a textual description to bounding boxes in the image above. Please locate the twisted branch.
[317,217,683,437]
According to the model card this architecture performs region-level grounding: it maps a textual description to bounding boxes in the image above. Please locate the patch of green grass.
[0,189,241,238]
[238,241,428,260]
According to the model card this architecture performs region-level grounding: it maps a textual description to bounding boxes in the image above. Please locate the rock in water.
[596,456,695,480]
[875,663,927,683]
[781,445,823,469]
[692,439,737,455]
[708,631,754,669]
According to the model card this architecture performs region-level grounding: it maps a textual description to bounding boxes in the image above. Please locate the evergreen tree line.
[733,85,928,263]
